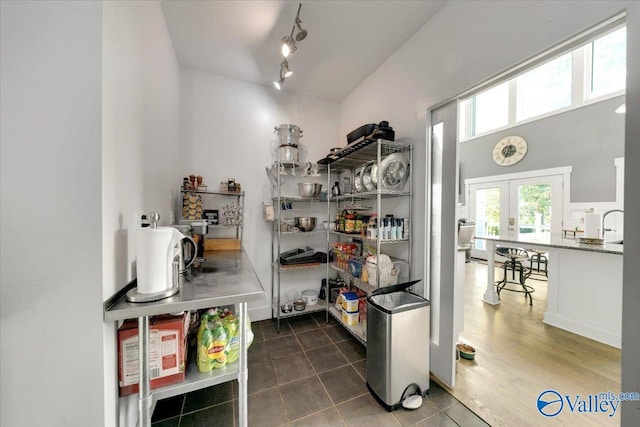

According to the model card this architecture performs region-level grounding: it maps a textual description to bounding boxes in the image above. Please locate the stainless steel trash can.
[366,280,430,411]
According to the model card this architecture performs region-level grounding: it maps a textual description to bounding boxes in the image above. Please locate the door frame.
[465,166,572,259]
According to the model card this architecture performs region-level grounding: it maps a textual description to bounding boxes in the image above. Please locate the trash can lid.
[368,291,428,313]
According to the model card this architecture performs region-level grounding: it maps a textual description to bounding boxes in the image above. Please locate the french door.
[469,174,564,259]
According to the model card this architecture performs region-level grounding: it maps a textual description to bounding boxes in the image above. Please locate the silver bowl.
[294,217,317,232]
[293,299,306,311]
[298,182,322,197]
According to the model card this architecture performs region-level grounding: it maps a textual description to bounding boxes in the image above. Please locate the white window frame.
[459,21,626,143]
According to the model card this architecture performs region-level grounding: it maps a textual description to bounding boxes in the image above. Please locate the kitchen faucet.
[601,209,623,238]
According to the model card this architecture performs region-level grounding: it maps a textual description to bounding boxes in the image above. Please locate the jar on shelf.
[345,212,356,234]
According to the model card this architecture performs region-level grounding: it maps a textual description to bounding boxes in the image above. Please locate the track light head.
[295,18,307,41]
[281,60,293,78]
[281,36,296,57]
[274,77,285,90]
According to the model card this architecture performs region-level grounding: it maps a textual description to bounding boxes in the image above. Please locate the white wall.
[180,68,339,319]
[102,1,181,425]
[0,1,104,426]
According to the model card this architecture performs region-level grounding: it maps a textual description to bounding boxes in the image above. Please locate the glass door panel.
[469,182,508,259]
[510,175,563,243]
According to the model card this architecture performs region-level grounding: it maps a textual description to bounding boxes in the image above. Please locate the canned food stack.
[341,292,359,326]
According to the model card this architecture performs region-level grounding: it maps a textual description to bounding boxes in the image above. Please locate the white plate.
[354,166,365,193]
[370,163,379,188]
[362,161,376,192]
[379,153,409,190]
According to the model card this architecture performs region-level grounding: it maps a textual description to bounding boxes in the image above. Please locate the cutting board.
[204,238,241,251]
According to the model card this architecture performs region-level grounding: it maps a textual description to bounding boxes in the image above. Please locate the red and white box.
[118,312,189,397]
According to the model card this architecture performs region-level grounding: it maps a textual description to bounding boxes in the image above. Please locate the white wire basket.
[365,255,399,287]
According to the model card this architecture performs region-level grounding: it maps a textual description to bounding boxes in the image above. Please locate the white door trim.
[464,166,572,186]
[465,166,572,236]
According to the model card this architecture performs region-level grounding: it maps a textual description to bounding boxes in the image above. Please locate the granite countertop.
[474,234,623,255]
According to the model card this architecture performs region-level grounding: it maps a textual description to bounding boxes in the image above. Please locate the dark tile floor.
[151,312,489,427]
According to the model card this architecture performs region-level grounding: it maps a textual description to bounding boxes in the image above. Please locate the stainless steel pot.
[274,124,303,147]
[278,145,299,163]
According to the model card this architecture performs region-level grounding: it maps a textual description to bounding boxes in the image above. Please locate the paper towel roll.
[136,227,174,294]
[584,213,603,239]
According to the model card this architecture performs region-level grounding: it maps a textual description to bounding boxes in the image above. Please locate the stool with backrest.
[528,249,548,277]
[495,247,534,305]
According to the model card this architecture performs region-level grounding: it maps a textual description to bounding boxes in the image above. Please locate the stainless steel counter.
[104,250,265,427]
[104,250,266,321]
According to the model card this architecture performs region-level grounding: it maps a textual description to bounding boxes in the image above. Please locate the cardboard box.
[118,312,189,396]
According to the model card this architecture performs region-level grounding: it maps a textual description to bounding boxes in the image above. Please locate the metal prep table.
[104,250,266,427]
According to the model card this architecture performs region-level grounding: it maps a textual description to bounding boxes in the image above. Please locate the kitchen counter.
[475,235,622,347]
[475,234,623,256]
[104,250,265,321]
[104,250,265,427]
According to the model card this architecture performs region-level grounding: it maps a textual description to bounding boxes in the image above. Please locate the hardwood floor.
[444,260,621,427]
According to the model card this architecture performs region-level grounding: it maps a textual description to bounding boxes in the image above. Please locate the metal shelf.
[330,190,411,201]
[274,262,327,272]
[270,166,329,333]
[274,303,327,318]
[329,263,376,294]
[328,306,366,346]
[181,190,245,197]
[272,195,323,202]
[325,140,413,342]
[329,230,409,244]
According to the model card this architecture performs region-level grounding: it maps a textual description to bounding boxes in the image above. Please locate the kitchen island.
[475,236,623,348]
[104,250,266,427]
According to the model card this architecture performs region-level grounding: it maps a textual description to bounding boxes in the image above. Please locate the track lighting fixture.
[273,3,307,90]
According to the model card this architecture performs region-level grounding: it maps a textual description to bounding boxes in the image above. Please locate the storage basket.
[366,255,399,287]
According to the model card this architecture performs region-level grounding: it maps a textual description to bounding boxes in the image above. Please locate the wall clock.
[493,135,527,166]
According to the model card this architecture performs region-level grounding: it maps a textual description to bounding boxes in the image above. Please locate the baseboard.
[543,313,620,348]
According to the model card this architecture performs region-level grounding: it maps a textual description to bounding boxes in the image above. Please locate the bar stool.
[528,249,548,277]
[495,247,534,305]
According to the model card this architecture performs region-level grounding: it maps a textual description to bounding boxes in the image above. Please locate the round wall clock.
[493,135,528,166]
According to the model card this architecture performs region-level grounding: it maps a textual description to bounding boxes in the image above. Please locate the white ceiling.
[160,1,447,102]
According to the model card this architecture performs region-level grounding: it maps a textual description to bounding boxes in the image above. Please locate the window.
[459,24,626,141]
[474,83,509,135]
[516,53,572,121]
[590,27,626,97]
